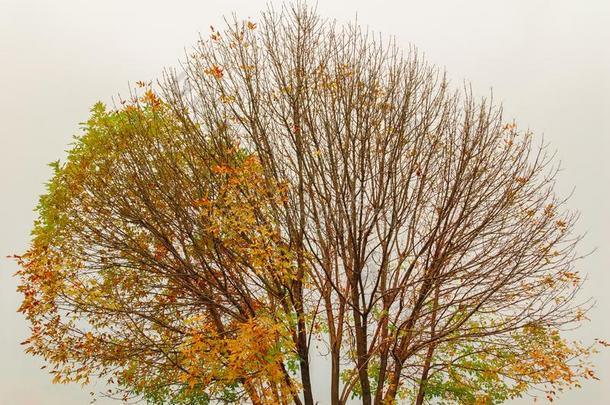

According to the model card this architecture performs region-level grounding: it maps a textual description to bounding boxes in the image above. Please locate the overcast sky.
[1,1,608,404]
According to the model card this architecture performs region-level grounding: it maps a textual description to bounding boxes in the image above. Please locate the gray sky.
[1,1,608,404]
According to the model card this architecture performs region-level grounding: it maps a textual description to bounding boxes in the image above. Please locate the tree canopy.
[16,3,601,405]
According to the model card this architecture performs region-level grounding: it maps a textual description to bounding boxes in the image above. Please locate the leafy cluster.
[16,92,301,403]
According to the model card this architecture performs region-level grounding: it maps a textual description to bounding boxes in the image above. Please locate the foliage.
[16,92,301,403]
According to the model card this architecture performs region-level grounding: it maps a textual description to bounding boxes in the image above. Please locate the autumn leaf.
[204,65,223,79]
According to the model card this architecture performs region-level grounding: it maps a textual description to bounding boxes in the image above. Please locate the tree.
[16,94,303,404]
[17,3,600,405]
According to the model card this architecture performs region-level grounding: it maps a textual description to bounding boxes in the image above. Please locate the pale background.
[1,1,608,404]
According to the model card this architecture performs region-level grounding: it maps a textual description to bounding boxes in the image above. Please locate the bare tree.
[164,3,594,404]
